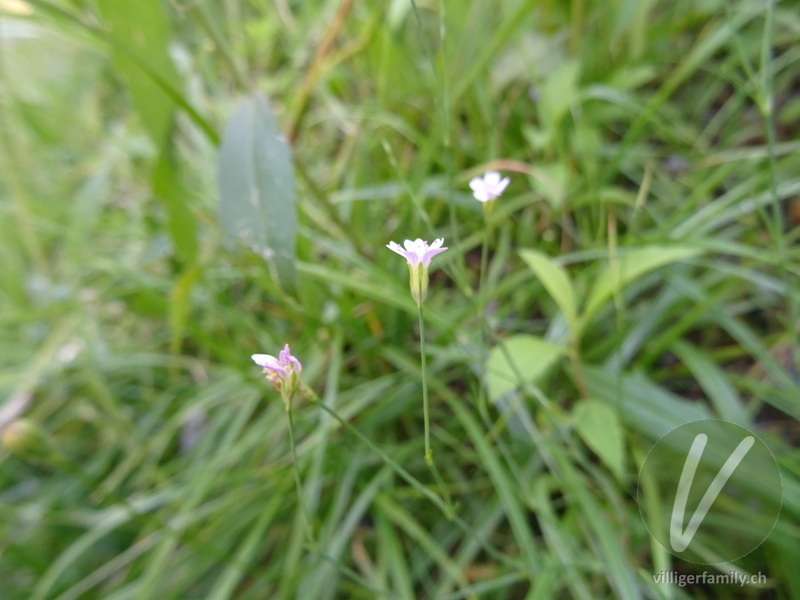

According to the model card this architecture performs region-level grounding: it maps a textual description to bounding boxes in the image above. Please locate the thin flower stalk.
[252,345,315,546]
[469,171,510,413]
[386,237,448,459]
[468,171,510,330]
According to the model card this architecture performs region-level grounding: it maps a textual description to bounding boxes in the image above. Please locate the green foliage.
[572,399,625,481]
[218,92,298,294]
[485,334,564,401]
[1,0,799,598]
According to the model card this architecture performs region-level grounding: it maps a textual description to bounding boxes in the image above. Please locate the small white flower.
[469,171,510,203]
[252,344,303,408]
[386,238,448,267]
[386,238,448,306]
[252,344,302,378]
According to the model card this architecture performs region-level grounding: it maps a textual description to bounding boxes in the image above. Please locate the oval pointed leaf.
[218,93,297,293]
[573,398,625,480]
[486,335,564,402]
[520,249,577,328]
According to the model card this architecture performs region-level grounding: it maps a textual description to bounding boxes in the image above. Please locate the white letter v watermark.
[670,433,755,552]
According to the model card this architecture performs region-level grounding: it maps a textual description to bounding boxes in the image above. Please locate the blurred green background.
[1,0,799,598]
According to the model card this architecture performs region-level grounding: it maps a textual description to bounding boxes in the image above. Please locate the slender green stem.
[418,305,432,463]
[479,216,491,318]
[417,305,455,512]
[477,211,492,419]
[287,407,315,548]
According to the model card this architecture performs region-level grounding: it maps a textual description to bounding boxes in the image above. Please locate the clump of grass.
[1,1,799,599]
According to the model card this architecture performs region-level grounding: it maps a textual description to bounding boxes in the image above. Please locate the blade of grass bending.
[308,398,520,570]
[758,0,800,372]
[376,494,471,595]
[411,372,540,579]
[530,477,594,600]
[205,492,284,600]
[671,340,749,425]
[550,444,641,600]
[130,395,262,600]
[299,464,392,599]
[376,509,416,600]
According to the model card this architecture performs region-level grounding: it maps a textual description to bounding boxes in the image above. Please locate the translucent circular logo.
[637,420,782,564]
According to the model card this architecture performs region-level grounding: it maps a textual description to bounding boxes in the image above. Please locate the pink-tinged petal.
[252,353,278,368]
[252,354,287,377]
[287,356,302,372]
[274,344,302,373]
[422,247,448,266]
[393,240,422,264]
[279,344,292,363]
[387,241,411,258]
[389,238,447,266]
[497,177,510,194]
[387,241,416,263]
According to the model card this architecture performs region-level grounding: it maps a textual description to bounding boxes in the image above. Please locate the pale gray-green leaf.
[218,93,297,293]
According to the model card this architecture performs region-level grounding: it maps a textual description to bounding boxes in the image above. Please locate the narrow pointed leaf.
[583,246,699,323]
[97,0,178,146]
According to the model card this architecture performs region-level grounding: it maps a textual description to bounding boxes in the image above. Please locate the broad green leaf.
[97,0,178,146]
[572,399,625,480]
[486,335,564,402]
[520,249,577,328]
[218,93,297,293]
[583,246,700,322]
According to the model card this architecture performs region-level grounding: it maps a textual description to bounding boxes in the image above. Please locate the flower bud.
[252,344,303,410]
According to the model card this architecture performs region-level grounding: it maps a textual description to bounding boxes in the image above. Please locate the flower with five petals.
[469,171,510,203]
[386,238,448,307]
